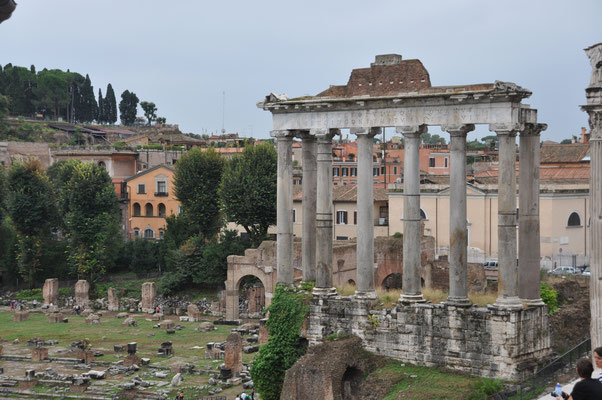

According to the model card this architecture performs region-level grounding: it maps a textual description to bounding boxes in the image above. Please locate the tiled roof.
[293,184,387,202]
[540,143,589,164]
[472,165,590,182]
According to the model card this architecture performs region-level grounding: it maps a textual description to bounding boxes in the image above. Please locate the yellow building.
[125,165,179,240]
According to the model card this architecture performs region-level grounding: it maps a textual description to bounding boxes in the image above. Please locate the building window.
[292,209,296,223]
[354,211,357,225]
[350,167,357,177]
[159,229,165,239]
[393,166,398,175]
[567,212,581,227]
[373,167,380,176]
[156,180,168,195]
[420,208,427,220]
[143,228,154,239]
[158,203,166,218]
[444,158,448,168]
[342,167,349,177]
[133,203,141,217]
[333,167,339,177]
[138,184,146,194]
[381,166,385,174]
[429,158,435,168]
[133,228,140,238]
[336,210,348,225]
[145,203,153,216]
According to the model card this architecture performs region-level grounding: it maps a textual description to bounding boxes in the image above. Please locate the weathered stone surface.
[84,314,100,325]
[123,353,141,367]
[258,319,269,345]
[170,372,182,387]
[224,333,243,375]
[74,280,90,307]
[43,278,59,305]
[151,313,163,321]
[13,311,29,322]
[76,350,94,364]
[48,313,64,323]
[141,282,156,313]
[198,322,215,331]
[107,288,119,312]
[116,312,129,319]
[87,370,105,379]
[187,304,201,322]
[160,319,175,329]
[122,317,137,327]
[31,347,48,362]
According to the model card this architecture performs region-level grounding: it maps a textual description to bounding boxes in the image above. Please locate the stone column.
[354,127,381,299]
[300,133,317,282]
[519,123,547,306]
[272,130,295,285]
[444,124,475,307]
[491,125,522,309]
[313,129,338,296]
[397,125,427,304]
[582,42,602,352]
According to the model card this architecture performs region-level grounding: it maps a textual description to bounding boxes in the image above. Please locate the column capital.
[296,130,315,141]
[489,124,519,136]
[395,124,428,137]
[520,123,548,137]
[270,129,295,139]
[443,124,475,137]
[311,128,340,141]
[587,109,602,141]
[351,127,381,137]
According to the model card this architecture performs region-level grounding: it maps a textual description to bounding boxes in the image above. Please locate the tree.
[140,101,157,126]
[0,93,9,124]
[3,65,37,116]
[174,148,225,238]
[32,69,70,120]
[104,83,117,125]
[6,159,56,287]
[74,74,97,123]
[58,161,120,282]
[119,90,138,125]
[219,143,277,246]
[560,139,573,144]
[97,88,104,124]
[421,131,446,145]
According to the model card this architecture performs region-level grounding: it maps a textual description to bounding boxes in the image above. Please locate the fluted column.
[272,130,294,285]
[353,128,381,299]
[398,125,427,304]
[313,129,338,296]
[491,125,522,309]
[444,124,475,307]
[519,123,547,306]
[299,132,317,282]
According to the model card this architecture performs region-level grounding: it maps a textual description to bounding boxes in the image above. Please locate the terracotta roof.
[293,184,387,202]
[472,165,590,182]
[540,143,589,164]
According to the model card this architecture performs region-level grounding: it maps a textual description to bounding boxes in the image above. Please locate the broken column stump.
[225,333,243,376]
[43,278,59,305]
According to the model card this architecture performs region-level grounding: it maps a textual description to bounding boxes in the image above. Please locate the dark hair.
[576,358,594,378]
[594,347,602,357]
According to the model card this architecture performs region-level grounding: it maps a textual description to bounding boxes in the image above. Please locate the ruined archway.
[341,366,363,400]
[382,273,402,290]
[238,275,266,318]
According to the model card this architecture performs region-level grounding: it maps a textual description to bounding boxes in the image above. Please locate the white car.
[547,266,578,276]
[581,267,591,276]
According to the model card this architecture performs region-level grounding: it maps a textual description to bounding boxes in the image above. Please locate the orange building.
[124,165,179,240]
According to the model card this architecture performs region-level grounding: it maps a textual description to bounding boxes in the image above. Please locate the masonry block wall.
[307,297,551,381]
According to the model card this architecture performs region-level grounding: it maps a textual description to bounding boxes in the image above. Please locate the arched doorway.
[237,275,266,318]
[382,273,402,290]
[341,366,363,400]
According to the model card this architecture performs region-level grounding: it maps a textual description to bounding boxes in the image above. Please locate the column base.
[398,293,426,304]
[491,296,523,310]
[354,290,377,300]
[445,296,472,307]
[312,287,337,298]
[522,298,546,307]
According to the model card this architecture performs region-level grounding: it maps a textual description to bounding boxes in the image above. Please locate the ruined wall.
[307,298,551,381]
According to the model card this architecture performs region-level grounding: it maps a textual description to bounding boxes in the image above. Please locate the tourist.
[554,358,602,399]
[594,347,602,383]
[32,299,37,308]
[235,396,240,400]
[156,306,160,314]
[10,300,14,311]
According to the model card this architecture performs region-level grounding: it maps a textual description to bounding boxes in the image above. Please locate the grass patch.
[336,282,356,296]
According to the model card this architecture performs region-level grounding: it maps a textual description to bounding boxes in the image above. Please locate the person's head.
[576,358,594,379]
[594,347,602,369]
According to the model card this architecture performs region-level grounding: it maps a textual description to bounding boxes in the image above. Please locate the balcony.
[154,192,169,197]
[375,217,389,226]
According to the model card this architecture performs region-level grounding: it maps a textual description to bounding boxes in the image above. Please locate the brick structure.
[31,347,48,362]
[42,278,59,305]
[13,311,29,322]
[224,333,243,376]
[48,313,64,323]
[141,282,156,313]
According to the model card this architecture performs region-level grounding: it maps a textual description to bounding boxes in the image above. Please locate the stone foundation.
[31,347,48,362]
[13,311,29,322]
[307,296,551,381]
[48,313,64,323]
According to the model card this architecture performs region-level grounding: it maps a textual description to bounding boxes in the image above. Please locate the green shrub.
[468,378,504,399]
[299,280,315,292]
[541,282,558,314]
[15,288,43,300]
[393,232,402,238]
[250,285,309,400]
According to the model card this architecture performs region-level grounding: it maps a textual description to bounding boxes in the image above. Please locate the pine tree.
[104,83,117,125]
[119,90,139,126]
[97,88,104,124]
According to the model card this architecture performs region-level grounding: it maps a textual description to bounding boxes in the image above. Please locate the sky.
[0,0,600,142]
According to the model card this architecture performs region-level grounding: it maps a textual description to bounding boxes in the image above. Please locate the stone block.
[107,288,119,311]
[122,317,137,327]
[258,319,269,344]
[198,321,215,331]
[187,304,201,322]
[116,312,129,319]
[77,350,94,364]
[123,353,141,367]
[48,313,64,323]
[31,347,48,361]
[224,333,243,375]
[160,320,175,329]
[85,314,100,325]
[43,278,59,305]
[151,313,164,321]
[74,280,90,307]
[13,311,29,322]
[141,282,156,313]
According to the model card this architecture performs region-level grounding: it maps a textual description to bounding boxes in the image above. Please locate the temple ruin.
[253,54,552,380]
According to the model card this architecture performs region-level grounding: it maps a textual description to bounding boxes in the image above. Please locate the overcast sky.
[1,0,600,141]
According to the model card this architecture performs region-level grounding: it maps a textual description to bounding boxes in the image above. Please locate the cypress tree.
[104,83,117,125]
[75,74,97,123]
[97,88,104,124]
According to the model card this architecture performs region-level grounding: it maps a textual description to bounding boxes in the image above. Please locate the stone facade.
[141,282,156,313]
[42,278,59,305]
[107,288,119,312]
[307,297,551,381]
[74,280,90,307]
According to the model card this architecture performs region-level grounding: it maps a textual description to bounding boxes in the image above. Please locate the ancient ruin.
[42,278,59,305]
[107,287,119,311]
[141,282,156,313]
[74,280,90,307]
[256,54,552,380]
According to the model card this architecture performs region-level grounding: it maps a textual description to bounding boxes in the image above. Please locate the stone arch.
[382,273,402,290]
[145,203,153,217]
[341,366,363,400]
[236,274,266,317]
[158,203,166,217]
[225,258,274,321]
[133,202,141,217]
[567,211,582,227]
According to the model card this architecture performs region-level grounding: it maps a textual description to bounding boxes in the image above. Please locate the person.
[10,300,14,311]
[156,306,160,314]
[555,358,602,400]
[32,299,37,308]
[235,396,240,400]
[594,347,602,383]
